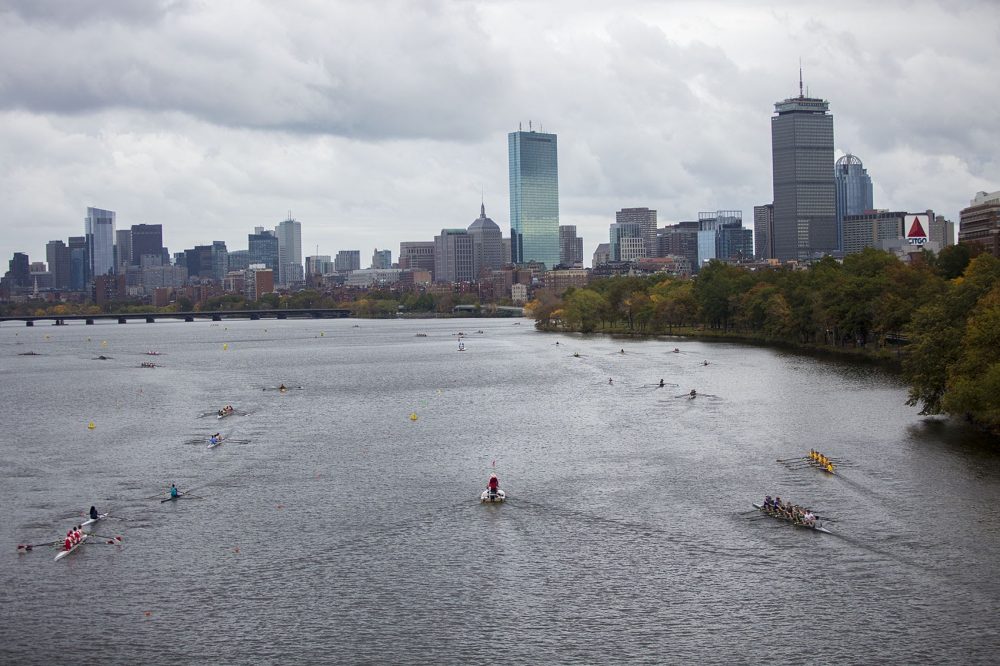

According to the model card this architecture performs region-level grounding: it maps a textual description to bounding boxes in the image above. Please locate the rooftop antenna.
[799,58,804,98]
[529,120,532,131]
[519,121,522,131]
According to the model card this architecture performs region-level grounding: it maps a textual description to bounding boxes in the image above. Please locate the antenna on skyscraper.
[519,121,522,131]
[799,58,804,98]
[529,120,532,131]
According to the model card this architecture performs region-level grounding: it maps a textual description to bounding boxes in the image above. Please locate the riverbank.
[535,322,904,369]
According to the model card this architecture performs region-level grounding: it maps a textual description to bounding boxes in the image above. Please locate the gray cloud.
[0,0,998,267]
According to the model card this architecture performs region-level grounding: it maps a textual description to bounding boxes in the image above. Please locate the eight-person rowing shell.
[755,495,829,532]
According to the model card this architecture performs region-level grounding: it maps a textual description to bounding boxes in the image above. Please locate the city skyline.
[0,2,996,265]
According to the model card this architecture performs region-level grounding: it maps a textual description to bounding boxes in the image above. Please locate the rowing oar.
[87,534,124,544]
[16,540,59,552]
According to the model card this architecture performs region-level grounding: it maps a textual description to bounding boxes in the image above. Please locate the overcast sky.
[1,0,997,268]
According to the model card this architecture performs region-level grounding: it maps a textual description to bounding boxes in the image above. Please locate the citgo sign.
[905,214,930,245]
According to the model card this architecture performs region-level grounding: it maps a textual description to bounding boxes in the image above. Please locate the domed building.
[468,203,503,278]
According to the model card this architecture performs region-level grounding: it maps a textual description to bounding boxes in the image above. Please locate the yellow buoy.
[409,413,418,421]
[320,332,325,337]
[101,340,108,347]
[87,421,95,430]
[223,343,228,350]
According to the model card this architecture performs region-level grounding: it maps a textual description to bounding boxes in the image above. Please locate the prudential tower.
[508,126,560,269]
[770,72,837,260]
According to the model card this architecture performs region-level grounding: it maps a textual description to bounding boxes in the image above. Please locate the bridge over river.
[0,308,352,326]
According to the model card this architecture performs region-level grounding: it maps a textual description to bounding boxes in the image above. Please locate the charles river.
[1,317,998,664]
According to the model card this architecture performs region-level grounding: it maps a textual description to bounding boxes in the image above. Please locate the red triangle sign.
[907,217,927,239]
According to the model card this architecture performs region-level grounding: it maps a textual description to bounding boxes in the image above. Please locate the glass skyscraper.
[835,154,874,252]
[771,87,836,260]
[85,207,116,277]
[509,129,559,269]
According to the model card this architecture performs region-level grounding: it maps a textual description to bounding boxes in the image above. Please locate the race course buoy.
[87,421,96,430]
[409,412,418,421]
[223,343,229,350]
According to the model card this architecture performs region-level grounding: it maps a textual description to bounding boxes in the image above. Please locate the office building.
[842,210,906,255]
[115,229,132,272]
[592,243,611,267]
[334,250,361,272]
[183,245,215,280]
[68,236,89,290]
[753,204,775,259]
[306,255,333,276]
[227,250,249,272]
[248,229,279,274]
[275,217,303,286]
[771,79,837,260]
[610,221,645,262]
[46,240,71,289]
[211,241,228,282]
[468,204,503,277]
[7,252,30,288]
[959,190,1000,257]
[559,225,584,267]
[130,224,164,266]
[657,222,699,272]
[616,208,658,257]
[85,207,116,277]
[246,265,274,301]
[930,215,955,247]
[835,154,874,251]
[399,242,436,273]
[434,229,474,283]
[372,249,392,270]
[698,211,752,264]
[509,128,560,268]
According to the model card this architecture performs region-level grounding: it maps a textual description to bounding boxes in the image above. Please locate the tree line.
[528,245,1000,435]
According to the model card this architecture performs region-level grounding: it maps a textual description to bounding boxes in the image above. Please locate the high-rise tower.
[770,72,836,260]
[508,127,560,269]
[275,217,303,286]
[85,207,116,278]
[834,154,874,252]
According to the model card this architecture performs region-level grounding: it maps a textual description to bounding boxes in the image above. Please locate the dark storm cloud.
[0,0,186,25]
[0,1,511,141]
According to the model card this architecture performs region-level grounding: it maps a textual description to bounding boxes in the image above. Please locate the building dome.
[836,154,864,167]
[468,203,501,233]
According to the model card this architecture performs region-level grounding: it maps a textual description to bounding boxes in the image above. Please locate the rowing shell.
[54,534,88,561]
[217,411,234,420]
[753,503,831,534]
[481,489,506,503]
[80,512,108,528]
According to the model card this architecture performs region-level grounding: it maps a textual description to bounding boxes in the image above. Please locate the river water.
[1,317,998,664]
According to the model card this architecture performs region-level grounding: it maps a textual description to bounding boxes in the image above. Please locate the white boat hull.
[480,489,506,503]
[54,534,87,561]
[80,513,108,528]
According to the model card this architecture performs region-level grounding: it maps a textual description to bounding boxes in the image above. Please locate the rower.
[609,378,613,385]
[620,349,625,354]
[689,389,697,397]
[487,473,500,499]
[659,379,665,387]
[89,506,99,520]
[279,384,286,391]
[64,533,73,551]
[170,484,179,498]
